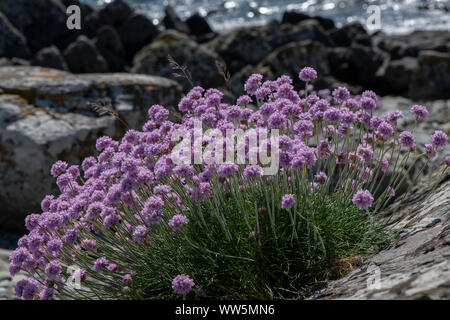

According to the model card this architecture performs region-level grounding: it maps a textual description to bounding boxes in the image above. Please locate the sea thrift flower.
[399,131,415,148]
[168,214,189,231]
[243,165,263,179]
[299,67,317,82]
[410,105,428,120]
[244,74,263,95]
[425,144,436,159]
[315,172,327,184]
[172,275,194,295]
[132,226,149,243]
[431,130,447,149]
[445,156,450,166]
[50,161,67,178]
[352,190,374,210]
[281,194,296,210]
[94,257,108,273]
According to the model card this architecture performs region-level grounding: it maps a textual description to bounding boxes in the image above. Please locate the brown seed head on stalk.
[167,54,194,88]
[87,99,129,129]
[215,60,231,91]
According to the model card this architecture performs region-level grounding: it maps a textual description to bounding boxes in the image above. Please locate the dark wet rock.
[312,16,335,31]
[409,50,450,100]
[117,13,159,60]
[257,40,330,86]
[162,5,190,34]
[0,0,68,53]
[0,12,30,59]
[94,26,127,72]
[186,13,213,36]
[83,11,105,39]
[32,45,69,71]
[269,19,334,49]
[98,0,133,27]
[377,57,419,94]
[349,44,387,86]
[0,66,182,233]
[63,35,108,73]
[207,26,273,74]
[328,22,369,47]
[281,10,310,25]
[132,30,225,91]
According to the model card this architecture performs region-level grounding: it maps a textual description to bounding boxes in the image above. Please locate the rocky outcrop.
[0,66,182,233]
[162,5,190,34]
[0,12,30,59]
[0,0,68,54]
[32,46,69,71]
[63,36,108,74]
[94,26,127,72]
[132,30,225,91]
[117,13,160,60]
[310,168,450,299]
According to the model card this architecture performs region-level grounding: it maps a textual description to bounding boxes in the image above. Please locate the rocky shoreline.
[0,0,449,100]
[0,1,449,234]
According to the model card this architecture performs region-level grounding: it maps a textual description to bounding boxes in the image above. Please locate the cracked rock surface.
[310,168,450,299]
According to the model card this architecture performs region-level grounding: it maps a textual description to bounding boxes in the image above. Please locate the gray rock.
[0,0,68,53]
[378,57,420,93]
[309,169,450,300]
[63,35,108,73]
[185,13,213,36]
[132,30,225,92]
[0,12,30,59]
[94,26,127,72]
[409,51,450,100]
[117,13,159,60]
[0,66,182,233]
[32,45,69,71]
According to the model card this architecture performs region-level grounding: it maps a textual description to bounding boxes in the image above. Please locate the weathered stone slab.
[0,66,182,232]
[310,168,450,299]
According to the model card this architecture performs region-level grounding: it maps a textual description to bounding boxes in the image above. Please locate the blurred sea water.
[81,0,450,34]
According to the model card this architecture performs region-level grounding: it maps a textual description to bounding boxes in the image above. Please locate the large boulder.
[377,57,419,94]
[32,45,69,71]
[94,26,127,72]
[98,0,133,27]
[0,66,182,233]
[0,12,30,59]
[117,13,159,60]
[132,30,225,91]
[0,0,68,53]
[185,13,217,43]
[257,40,330,84]
[63,35,109,73]
[229,40,331,97]
[162,5,190,34]
[409,50,450,100]
[281,10,310,25]
[206,26,273,74]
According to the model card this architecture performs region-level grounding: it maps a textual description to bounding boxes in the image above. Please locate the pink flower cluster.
[9,67,448,300]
